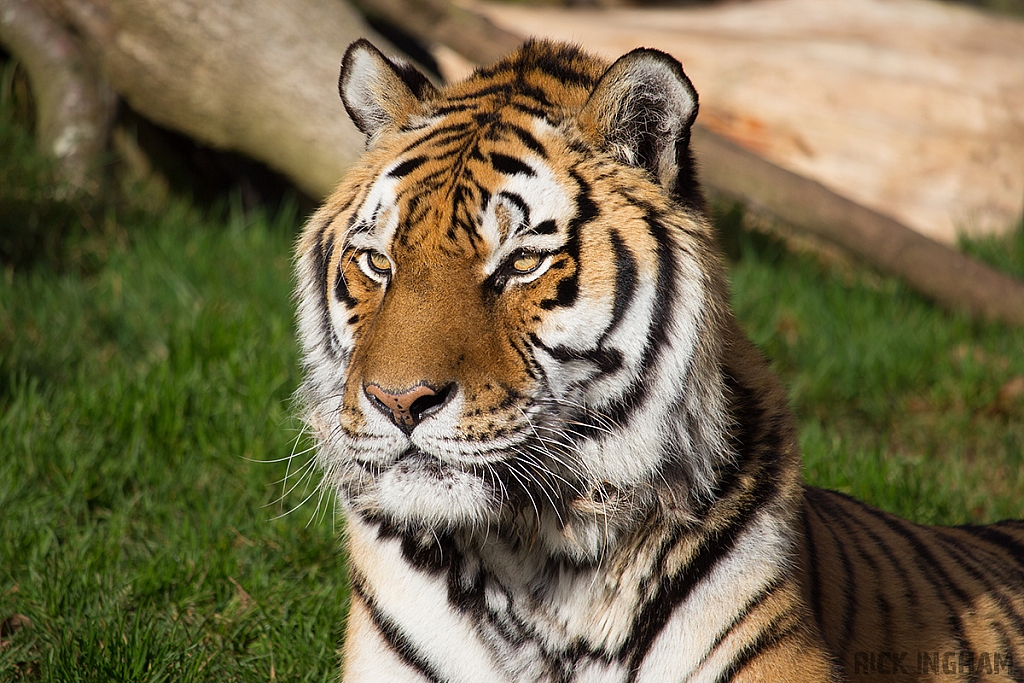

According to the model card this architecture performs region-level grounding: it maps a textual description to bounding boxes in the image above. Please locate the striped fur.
[294,40,1024,682]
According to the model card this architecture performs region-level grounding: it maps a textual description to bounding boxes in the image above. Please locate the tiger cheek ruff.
[294,39,1024,683]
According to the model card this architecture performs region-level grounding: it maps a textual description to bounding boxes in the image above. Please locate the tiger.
[294,39,1024,683]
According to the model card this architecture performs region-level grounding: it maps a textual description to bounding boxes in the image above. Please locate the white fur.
[634,513,790,683]
[343,598,434,682]
[347,516,512,682]
[481,168,573,277]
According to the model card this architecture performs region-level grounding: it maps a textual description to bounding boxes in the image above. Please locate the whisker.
[271,470,328,521]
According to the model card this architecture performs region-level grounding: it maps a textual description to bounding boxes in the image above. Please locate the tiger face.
[296,40,730,551]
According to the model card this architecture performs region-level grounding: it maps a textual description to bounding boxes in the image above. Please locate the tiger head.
[296,40,735,558]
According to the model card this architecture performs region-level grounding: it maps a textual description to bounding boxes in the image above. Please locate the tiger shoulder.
[293,38,1024,683]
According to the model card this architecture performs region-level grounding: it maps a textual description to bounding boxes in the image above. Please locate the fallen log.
[0,0,116,192]
[2,0,393,199]
[364,0,1024,326]
[347,0,520,66]
[692,127,1024,326]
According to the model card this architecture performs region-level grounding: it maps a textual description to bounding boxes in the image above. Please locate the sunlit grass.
[1,184,346,680]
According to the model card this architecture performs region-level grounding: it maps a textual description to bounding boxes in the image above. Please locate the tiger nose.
[364,383,453,432]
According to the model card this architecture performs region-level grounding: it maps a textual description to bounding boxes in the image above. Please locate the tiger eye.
[366,250,392,275]
[512,251,542,274]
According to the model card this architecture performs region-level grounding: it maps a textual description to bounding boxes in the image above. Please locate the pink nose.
[364,383,448,429]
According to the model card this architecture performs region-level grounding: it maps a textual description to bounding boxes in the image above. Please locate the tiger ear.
[339,39,438,141]
[577,48,698,188]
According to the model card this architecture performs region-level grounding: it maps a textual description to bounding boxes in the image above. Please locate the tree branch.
[347,0,520,66]
[0,0,115,192]
[691,127,1024,325]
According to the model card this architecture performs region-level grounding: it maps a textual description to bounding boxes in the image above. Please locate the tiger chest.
[346,515,647,683]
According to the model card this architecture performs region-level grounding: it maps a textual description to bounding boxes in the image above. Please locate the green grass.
[719,204,1024,524]
[0,196,349,681]
[2,105,1023,679]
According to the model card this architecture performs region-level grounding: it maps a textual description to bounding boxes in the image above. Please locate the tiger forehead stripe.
[352,124,571,252]
[490,153,535,178]
[387,156,427,179]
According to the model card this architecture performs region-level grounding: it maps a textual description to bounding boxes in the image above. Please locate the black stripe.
[527,47,598,88]
[314,231,341,355]
[497,191,531,227]
[830,491,977,681]
[538,170,593,310]
[482,583,534,647]
[713,612,800,683]
[401,167,451,193]
[929,532,1024,640]
[499,123,547,158]
[508,337,539,380]
[532,335,623,374]
[507,102,551,119]
[801,503,826,634]
[415,130,472,151]
[405,195,430,226]
[334,250,357,308]
[620,476,783,675]
[934,530,1011,587]
[399,534,457,575]
[696,386,748,505]
[802,499,851,655]
[811,487,923,618]
[605,230,638,337]
[312,227,331,312]
[568,207,675,439]
[348,216,372,235]
[446,560,485,617]
[811,493,867,648]
[350,572,446,683]
[490,153,535,177]
[960,523,1024,569]
[430,102,476,117]
[813,493,895,651]
[539,276,579,310]
[526,219,558,236]
[704,574,787,663]
[388,156,428,178]
[514,82,556,108]
[401,122,472,152]
[332,195,357,218]
[447,83,517,102]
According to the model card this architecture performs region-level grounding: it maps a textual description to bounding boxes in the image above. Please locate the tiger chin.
[294,39,1024,683]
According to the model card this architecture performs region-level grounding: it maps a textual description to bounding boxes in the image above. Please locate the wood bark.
[0,0,116,192]
[691,128,1024,326]
[18,0,397,199]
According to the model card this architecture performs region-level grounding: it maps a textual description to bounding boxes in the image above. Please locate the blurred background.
[1,0,1023,680]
